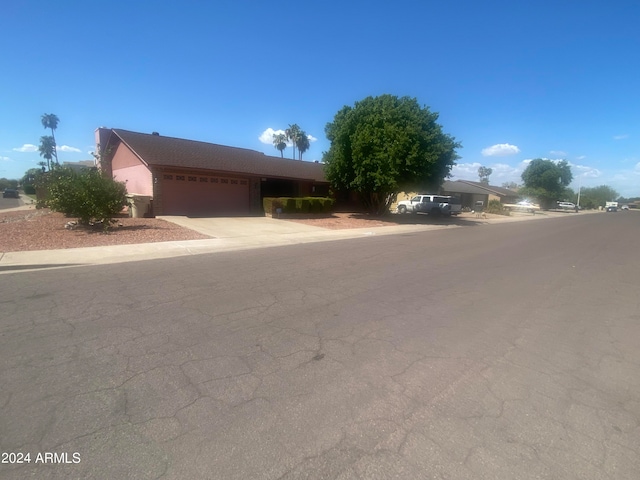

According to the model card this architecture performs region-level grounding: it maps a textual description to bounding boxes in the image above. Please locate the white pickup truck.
[396,194,462,216]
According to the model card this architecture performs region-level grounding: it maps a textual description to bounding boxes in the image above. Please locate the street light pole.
[576,176,581,208]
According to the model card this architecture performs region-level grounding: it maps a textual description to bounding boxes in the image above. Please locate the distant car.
[2,189,19,198]
[606,205,618,212]
[557,202,576,210]
[621,205,629,210]
[503,201,540,213]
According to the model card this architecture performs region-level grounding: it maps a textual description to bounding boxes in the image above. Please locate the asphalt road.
[1,212,639,479]
[0,195,25,210]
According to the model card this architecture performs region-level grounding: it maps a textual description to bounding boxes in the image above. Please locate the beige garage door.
[161,173,250,216]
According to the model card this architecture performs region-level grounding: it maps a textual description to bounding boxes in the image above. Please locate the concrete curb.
[0,209,600,273]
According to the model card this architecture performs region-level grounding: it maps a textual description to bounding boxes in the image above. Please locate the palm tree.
[38,136,56,171]
[285,124,302,160]
[296,131,310,160]
[272,133,287,158]
[41,113,60,165]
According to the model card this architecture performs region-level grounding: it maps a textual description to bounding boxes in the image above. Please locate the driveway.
[156,215,329,238]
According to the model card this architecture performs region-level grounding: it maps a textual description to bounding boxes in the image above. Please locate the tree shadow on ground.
[344,212,491,227]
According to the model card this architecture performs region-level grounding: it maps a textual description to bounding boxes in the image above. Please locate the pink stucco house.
[95,128,329,217]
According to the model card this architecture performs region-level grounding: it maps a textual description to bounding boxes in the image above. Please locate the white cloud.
[450,162,481,179]
[613,134,629,140]
[550,150,567,157]
[259,128,286,144]
[572,164,601,179]
[307,134,318,143]
[1,156,11,162]
[13,144,38,152]
[57,145,81,153]
[576,155,586,160]
[450,160,525,186]
[481,143,520,157]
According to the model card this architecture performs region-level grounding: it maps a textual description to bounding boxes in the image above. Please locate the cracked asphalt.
[1,212,639,479]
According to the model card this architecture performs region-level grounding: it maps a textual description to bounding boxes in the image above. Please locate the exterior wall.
[110,142,153,196]
[113,164,153,196]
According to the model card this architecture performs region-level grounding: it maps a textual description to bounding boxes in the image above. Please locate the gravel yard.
[0,208,407,253]
[0,208,210,253]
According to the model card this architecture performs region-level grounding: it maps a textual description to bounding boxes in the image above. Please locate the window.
[176,175,185,181]
[200,177,208,182]
[230,179,238,185]
[188,176,197,182]
[163,174,173,180]
[211,178,218,183]
[240,180,248,185]
[220,178,229,184]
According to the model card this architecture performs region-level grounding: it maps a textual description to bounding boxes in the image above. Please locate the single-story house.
[63,160,96,172]
[95,128,329,217]
[440,180,520,209]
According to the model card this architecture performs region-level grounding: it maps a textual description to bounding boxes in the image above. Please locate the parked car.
[621,205,630,210]
[396,194,462,216]
[606,205,618,212]
[2,188,19,198]
[557,202,576,211]
[503,201,540,213]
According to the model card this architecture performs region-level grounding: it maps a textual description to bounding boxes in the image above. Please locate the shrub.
[44,167,127,229]
[485,199,510,216]
[262,197,334,215]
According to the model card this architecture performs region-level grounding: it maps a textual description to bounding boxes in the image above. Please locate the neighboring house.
[63,160,96,172]
[389,180,520,213]
[440,180,519,209]
[95,128,329,217]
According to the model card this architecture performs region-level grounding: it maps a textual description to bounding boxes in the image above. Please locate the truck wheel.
[398,205,407,214]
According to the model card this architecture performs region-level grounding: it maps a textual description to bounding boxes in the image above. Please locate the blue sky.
[1,0,639,197]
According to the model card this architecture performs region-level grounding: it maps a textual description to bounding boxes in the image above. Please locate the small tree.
[478,166,493,184]
[46,167,127,230]
[41,113,60,166]
[272,133,287,158]
[21,168,44,194]
[296,132,310,160]
[38,136,56,171]
[285,124,302,160]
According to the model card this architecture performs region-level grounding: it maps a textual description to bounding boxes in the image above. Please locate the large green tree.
[579,185,619,209]
[323,94,460,214]
[41,113,60,165]
[520,159,573,209]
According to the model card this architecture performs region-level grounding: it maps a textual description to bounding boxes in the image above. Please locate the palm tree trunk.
[51,129,59,164]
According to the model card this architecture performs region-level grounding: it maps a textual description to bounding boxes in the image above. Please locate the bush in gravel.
[44,167,127,230]
[485,199,510,216]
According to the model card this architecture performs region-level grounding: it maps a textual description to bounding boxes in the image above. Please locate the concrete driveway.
[157,215,329,238]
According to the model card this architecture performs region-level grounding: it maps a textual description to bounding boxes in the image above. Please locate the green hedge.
[263,197,334,215]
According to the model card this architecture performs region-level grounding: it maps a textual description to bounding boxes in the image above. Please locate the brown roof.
[442,180,519,197]
[109,129,327,183]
